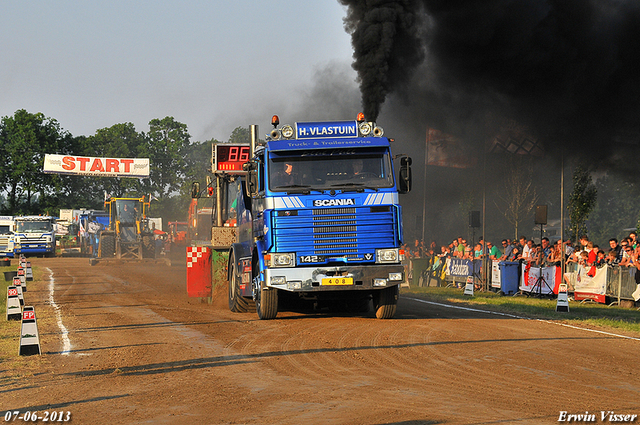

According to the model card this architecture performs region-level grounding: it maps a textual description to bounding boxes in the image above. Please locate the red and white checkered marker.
[186,246,209,268]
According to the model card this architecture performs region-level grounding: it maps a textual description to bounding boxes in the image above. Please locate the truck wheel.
[373,285,398,319]
[255,262,278,320]
[100,235,115,258]
[228,259,250,313]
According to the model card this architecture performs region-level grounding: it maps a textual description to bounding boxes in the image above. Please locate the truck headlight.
[388,272,403,281]
[267,253,295,268]
[376,248,399,264]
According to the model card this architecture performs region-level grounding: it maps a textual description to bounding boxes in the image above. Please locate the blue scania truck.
[228,114,412,319]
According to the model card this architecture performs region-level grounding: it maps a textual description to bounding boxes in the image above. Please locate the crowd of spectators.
[403,231,640,283]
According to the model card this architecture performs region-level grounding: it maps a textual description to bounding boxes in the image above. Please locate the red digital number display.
[8,288,18,296]
[215,144,251,172]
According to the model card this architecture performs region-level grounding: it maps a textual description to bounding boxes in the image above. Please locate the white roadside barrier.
[17,267,26,291]
[19,306,41,356]
[556,283,570,312]
[6,286,22,320]
[26,261,33,281]
[463,276,474,296]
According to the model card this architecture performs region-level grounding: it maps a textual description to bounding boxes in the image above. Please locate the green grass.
[0,263,49,377]
[401,286,640,335]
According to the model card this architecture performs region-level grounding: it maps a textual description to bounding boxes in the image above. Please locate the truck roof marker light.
[359,121,372,136]
[281,125,294,139]
[356,112,365,122]
[271,115,280,128]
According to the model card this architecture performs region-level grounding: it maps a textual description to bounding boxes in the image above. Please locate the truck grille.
[273,206,397,258]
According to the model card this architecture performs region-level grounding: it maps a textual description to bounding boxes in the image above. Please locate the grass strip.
[401,286,640,335]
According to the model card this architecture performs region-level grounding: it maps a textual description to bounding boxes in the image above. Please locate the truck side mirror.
[191,182,200,198]
[243,162,258,197]
[398,156,412,194]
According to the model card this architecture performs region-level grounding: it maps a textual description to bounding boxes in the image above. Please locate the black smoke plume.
[341,0,640,159]
[338,0,425,122]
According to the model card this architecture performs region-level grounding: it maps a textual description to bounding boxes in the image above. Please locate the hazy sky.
[1,1,356,142]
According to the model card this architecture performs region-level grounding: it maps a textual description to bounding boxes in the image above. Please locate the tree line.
[0,109,248,221]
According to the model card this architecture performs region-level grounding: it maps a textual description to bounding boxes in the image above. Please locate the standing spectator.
[563,240,575,260]
[619,244,635,266]
[586,241,597,266]
[499,239,513,261]
[609,238,622,260]
[540,237,552,259]
[486,242,501,260]
[517,236,527,253]
[473,243,483,258]
[547,241,562,266]
[605,250,619,266]
[629,231,638,248]
[463,245,473,260]
[521,239,533,261]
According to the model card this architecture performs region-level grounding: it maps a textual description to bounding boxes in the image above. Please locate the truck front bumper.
[264,263,405,292]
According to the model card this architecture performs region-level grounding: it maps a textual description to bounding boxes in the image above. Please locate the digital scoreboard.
[213,144,251,173]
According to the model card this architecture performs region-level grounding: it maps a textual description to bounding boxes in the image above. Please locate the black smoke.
[341,0,640,160]
[338,0,425,122]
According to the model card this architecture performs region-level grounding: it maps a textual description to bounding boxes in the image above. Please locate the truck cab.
[13,216,56,257]
[0,216,15,258]
[229,115,411,319]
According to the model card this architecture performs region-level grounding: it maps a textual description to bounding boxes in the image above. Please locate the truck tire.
[373,285,398,319]
[228,259,250,313]
[100,235,115,258]
[255,262,278,320]
[142,235,155,258]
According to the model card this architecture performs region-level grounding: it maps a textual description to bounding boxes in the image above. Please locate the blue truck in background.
[13,216,56,257]
[228,114,412,319]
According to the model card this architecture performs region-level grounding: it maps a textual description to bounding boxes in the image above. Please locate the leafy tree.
[88,123,147,198]
[228,127,250,144]
[568,165,597,243]
[0,109,67,214]
[145,117,190,200]
[588,174,640,245]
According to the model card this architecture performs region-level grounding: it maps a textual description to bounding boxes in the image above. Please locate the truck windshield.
[0,225,11,234]
[16,221,53,233]
[268,149,393,192]
[116,200,141,223]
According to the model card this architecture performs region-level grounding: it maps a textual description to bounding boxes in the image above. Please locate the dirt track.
[2,257,640,424]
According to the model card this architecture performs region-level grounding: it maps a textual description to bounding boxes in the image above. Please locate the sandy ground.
[2,257,639,424]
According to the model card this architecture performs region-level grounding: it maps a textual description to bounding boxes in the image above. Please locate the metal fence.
[409,258,639,305]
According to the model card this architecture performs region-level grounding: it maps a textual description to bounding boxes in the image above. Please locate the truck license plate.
[321,277,353,286]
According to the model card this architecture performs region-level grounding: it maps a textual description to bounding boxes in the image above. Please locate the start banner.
[43,154,149,178]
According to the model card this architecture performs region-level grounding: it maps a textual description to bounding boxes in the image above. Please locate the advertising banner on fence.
[520,265,561,295]
[491,260,501,288]
[43,154,150,178]
[447,258,472,277]
[573,265,607,303]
